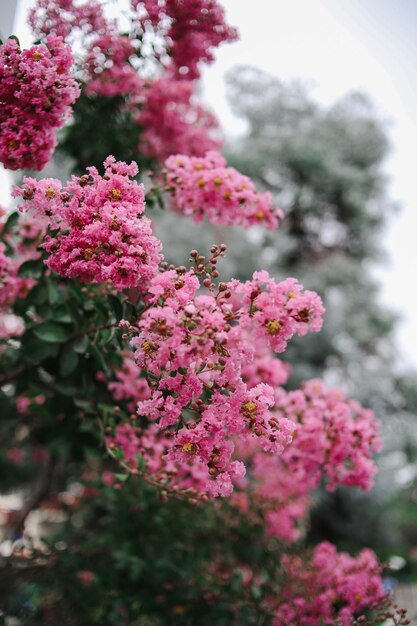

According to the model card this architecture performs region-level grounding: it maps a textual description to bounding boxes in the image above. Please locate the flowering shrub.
[0,1,408,624]
[0,34,79,170]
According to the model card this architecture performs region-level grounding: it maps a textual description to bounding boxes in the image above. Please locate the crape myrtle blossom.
[137,79,221,162]
[106,351,151,414]
[233,380,381,542]
[163,152,282,229]
[276,379,381,492]
[273,542,385,626]
[231,270,325,352]
[84,34,144,98]
[109,261,324,497]
[14,157,162,291]
[0,35,79,171]
[131,0,238,80]
[30,0,141,98]
[29,0,108,42]
[0,213,44,339]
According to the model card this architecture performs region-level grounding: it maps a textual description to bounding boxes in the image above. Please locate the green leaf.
[46,277,63,305]
[53,307,73,324]
[89,343,111,375]
[74,397,95,414]
[1,211,19,234]
[73,335,89,354]
[54,381,78,396]
[18,259,43,279]
[108,294,124,321]
[33,322,72,343]
[8,35,20,46]
[24,337,59,362]
[60,348,79,376]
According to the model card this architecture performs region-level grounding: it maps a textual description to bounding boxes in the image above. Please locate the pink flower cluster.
[105,263,324,497]
[277,379,381,491]
[132,0,238,79]
[107,351,151,414]
[231,270,325,350]
[14,156,162,290]
[233,379,381,542]
[0,213,44,339]
[84,34,143,98]
[0,35,79,171]
[29,0,108,42]
[164,152,283,229]
[30,0,140,99]
[273,542,386,626]
[138,79,221,162]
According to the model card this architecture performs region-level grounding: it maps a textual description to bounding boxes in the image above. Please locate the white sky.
[2,0,416,368]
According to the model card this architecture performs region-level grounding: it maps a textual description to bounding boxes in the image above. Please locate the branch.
[0,365,25,387]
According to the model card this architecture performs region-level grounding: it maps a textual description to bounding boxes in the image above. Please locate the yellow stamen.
[109,188,122,201]
[265,319,282,335]
[182,442,198,454]
[45,186,57,200]
[83,247,95,260]
[141,340,156,354]
[241,401,258,418]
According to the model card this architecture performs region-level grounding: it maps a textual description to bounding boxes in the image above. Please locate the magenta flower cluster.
[274,542,385,625]
[104,264,324,497]
[0,34,79,171]
[132,0,238,79]
[233,378,381,542]
[14,157,162,290]
[137,80,221,162]
[164,152,283,229]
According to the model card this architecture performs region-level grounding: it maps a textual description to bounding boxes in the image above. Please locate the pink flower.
[84,34,143,98]
[164,152,283,229]
[231,271,325,352]
[76,570,96,588]
[132,0,238,80]
[233,380,381,542]
[14,156,163,290]
[138,79,221,162]
[29,0,108,42]
[273,542,386,626]
[0,35,79,171]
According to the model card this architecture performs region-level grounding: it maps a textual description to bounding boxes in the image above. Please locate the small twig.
[0,365,26,387]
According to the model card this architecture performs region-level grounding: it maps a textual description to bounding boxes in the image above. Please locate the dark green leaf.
[1,211,19,234]
[108,294,124,321]
[73,335,89,354]
[60,348,79,376]
[89,343,111,376]
[46,277,63,305]
[24,337,59,362]
[33,322,72,343]
[18,259,43,279]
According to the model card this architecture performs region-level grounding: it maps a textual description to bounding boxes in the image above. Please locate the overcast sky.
[2,0,416,368]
